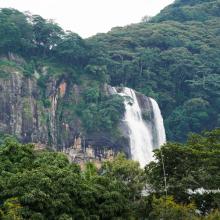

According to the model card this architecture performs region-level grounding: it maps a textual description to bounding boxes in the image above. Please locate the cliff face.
[0,55,128,161]
[0,60,48,145]
[0,55,158,163]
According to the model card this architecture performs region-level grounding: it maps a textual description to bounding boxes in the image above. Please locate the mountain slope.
[88,0,220,141]
[153,0,220,22]
[0,8,128,156]
[0,0,220,145]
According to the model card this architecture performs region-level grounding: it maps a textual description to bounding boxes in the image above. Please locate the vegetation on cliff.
[0,8,126,145]
[1,0,220,142]
[0,129,219,219]
[88,0,220,141]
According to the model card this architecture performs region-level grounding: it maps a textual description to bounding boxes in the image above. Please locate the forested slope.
[88,0,220,141]
[0,8,127,151]
[0,1,220,218]
[0,0,219,143]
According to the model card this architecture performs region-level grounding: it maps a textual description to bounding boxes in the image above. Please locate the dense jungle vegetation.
[0,0,220,141]
[0,0,220,219]
[0,129,219,219]
[89,0,220,141]
[0,7,125,137]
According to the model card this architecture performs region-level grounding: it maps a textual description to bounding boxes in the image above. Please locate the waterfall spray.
[118,87,154,167]
[150,97,168,202]
[116,87,166,168]
[149,98,166,147]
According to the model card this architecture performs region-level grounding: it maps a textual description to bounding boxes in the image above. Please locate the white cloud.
[0,0,174,38]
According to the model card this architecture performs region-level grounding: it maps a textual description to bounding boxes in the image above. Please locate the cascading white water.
[118,88,154,167]
[150,98,166,147]
[116,87,166,168]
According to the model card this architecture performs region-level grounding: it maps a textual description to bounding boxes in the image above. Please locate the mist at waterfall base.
[115,87,166,168]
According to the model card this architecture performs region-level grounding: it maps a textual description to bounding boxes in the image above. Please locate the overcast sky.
[0,0,174,38]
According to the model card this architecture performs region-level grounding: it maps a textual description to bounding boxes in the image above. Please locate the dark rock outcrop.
[0,56,157,162]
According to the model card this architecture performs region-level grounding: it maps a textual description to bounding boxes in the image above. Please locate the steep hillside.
[88,0,220,141]
[153,0,220,22]
[0,2,220,218]
[0,0,220,148]
[0,8,128,158]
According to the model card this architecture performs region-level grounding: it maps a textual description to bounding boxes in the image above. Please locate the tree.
[31,15,63,56]
[0,8,33,55]
[0,197,23,220]
[145,129,220,214]
[54,31,88,66]
[149,196,196,220]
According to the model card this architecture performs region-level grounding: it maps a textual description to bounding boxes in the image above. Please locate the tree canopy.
[0,129,219,219]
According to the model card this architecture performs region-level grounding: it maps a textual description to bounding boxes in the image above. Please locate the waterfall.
[150,98,166,147]
[116,87,166,168]
[118,87,154,167]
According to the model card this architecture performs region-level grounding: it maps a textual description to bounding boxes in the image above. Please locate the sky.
[0,0,174,38]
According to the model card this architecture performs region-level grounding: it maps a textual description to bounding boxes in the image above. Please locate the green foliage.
[54,31,88,66]
[102,153,146,200]
[1,197,23,220]
[23,61,35,77]
[0,138,145,219]
[31,15,63,56]
[0,60,21,78]
[0,130,220,219]
[153,0,220,22]
[166,98,212,141]
[0,2,219,218]
[85,65,109,83]
[0,8,33,55]
[199,210,220,220]
[81,94,125,132]
[0,8,88,67]
[42,99,51,108]
[1,0,220,141]
[145,128,220,214]
[149,196,196,220]
[88,0,220,141]
[76,82,125,133]
[82,83,100,103]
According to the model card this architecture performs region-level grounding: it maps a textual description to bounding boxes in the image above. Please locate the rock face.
[0,67,48,144]
[0,55,163,164]
[63,136,115,168]
[0,56,126,162]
